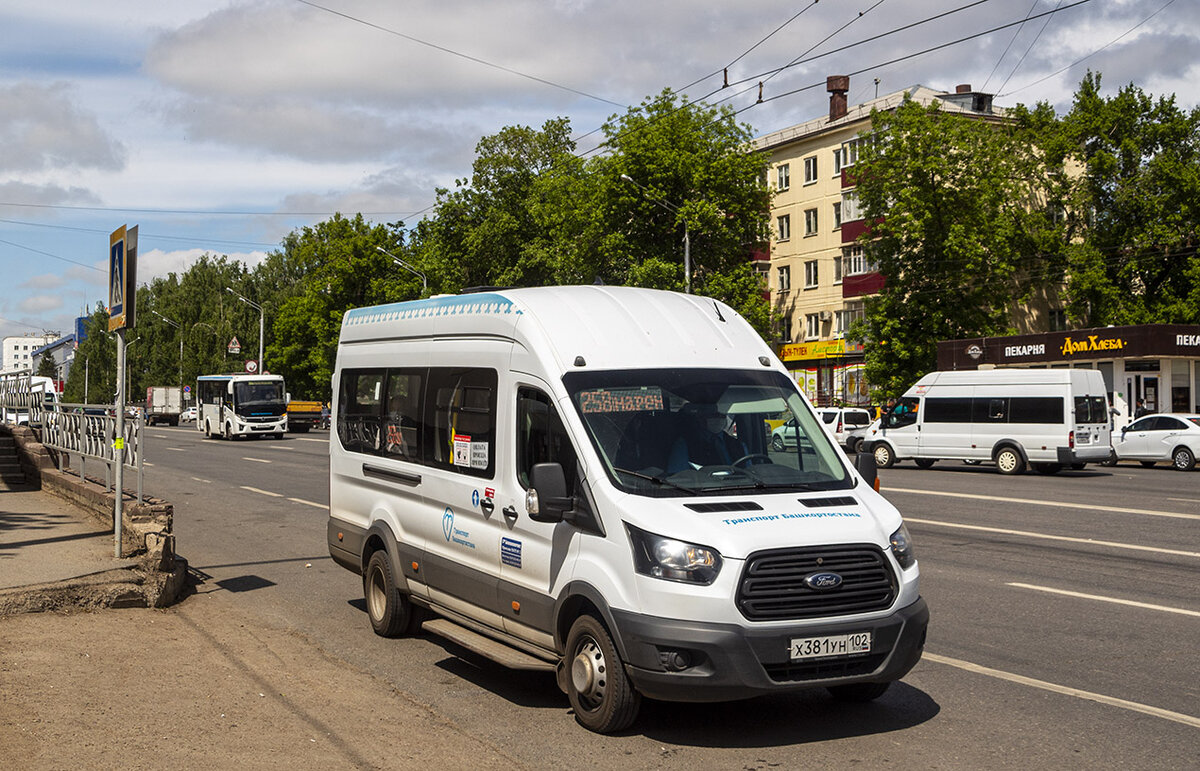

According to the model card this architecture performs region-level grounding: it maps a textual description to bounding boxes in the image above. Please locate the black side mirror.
[528,462,572,523]
[854,451,878,487]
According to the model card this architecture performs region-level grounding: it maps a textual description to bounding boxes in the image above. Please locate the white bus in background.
[195,374,288,440]
[862,368,1112,474]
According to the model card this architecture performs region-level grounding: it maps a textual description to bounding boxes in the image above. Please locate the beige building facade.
[755,76,1005,406]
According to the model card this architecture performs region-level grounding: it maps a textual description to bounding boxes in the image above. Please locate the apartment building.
[2,331,60,374]
[755,76,1004,405]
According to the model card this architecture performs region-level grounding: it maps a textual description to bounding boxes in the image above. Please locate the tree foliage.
[852,97,1062,396]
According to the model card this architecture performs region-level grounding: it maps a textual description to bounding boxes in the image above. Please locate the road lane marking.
[242,457,272,464]
[1006,583,1200,618]
[153,434,170,439]
[144,462,154,467]
[266,444,293,450]
[288,497,327,509]
[924,652,1200,729]
[240,486,282,497]
[166,447,186,452]
[293,437,328,443]
[905,517,1200,559]
[191,477,211,484]
[1167,497,1197,504]
[884,487,1200,522]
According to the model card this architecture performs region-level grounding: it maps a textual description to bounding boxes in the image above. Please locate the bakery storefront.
[780,339,869,407]
[938,324,1200,427]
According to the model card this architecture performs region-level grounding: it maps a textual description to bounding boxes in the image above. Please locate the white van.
[862,368,1112,474]
[327,287,927,733]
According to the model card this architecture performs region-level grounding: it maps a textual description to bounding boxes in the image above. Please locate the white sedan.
[1108,413,1200,470]
[180,406,198,423]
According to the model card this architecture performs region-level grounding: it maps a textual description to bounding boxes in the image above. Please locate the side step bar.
[422,618,556,672]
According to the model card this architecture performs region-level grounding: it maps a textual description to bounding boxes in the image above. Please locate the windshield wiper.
[611,466,699,494]
[699,480,827,493]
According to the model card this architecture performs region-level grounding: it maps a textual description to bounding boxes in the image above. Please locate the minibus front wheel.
[564,615,641,733]
[872,443,895,469]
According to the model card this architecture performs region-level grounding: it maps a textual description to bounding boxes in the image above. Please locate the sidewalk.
[0,479,143,614]
[0,482,519,770]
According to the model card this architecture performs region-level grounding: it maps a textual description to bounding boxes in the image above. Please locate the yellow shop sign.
[780,340,851,361]
[1060,334,1126,356]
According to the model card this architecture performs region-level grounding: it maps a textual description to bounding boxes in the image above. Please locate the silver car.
[1106,413,1200,470]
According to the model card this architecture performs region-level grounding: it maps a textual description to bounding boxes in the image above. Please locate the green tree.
[262,214,405,400]
[1052,72,1200,325]
[35,353,57,379]
[852,96,1063,396]
[62,304,116,404]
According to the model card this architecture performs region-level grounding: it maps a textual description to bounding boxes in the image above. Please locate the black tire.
[223,422,233,440]
[771,435,785,452]
[1033,463,1062,475]
[1070,462,1086,470]
[1099,451,1118,467]
[872,443,895,469]
[849,437,863,454]
[363,550,413,638]
[294,425,311,433]
[564,615,640,734]
[995,446,1026,475]
[914,458,936,469]
[963,459,983,465]
[1172,446,1195,471]
[1140,461,1157,468]
[827,681,891,702]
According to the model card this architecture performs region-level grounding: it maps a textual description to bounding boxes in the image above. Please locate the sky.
[2,0,1197,356]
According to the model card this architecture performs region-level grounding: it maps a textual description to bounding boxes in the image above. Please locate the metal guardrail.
[0,373,145,501]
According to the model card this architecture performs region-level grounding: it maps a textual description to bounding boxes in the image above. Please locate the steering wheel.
[732,453,772,468]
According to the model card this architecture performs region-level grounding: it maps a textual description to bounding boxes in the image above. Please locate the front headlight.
[626,523,721,585]
[890,523,916,569]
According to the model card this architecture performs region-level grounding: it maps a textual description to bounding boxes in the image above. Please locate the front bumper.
[611,597,928,703]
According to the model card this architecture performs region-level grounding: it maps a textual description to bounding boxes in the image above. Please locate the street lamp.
[151,309,183,392]
[377,246,427,295]
[620,174,691,294]
[225,288,264,375]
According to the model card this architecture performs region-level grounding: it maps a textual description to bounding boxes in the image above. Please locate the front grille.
[736,545,896,621]
[763,653,886,682]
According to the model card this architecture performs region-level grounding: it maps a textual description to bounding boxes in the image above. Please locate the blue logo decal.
[804,572,843,591]
[442,508,454,541]
[501,538,522,569]
[472,489,480,508]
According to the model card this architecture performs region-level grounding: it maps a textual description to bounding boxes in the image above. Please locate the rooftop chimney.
[827,75,849,121]
[956,84,972,94]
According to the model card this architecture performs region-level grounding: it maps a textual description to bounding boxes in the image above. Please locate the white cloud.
[0,83,126,173]
[18,293,64,315]
[20,273,66,290]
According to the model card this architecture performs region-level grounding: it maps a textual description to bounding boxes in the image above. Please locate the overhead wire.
[996,0,1064,95]
[980,0,1039,92]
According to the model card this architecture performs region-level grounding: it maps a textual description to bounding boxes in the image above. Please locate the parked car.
[816,407,873,452]
[180,406,198,423]
[1103,413,1200,470]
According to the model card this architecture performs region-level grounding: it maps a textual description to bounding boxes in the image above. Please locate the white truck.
[146,386,183,426]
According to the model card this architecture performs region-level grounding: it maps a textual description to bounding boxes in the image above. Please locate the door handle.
[480,497,495,515]
[502,505,518,520]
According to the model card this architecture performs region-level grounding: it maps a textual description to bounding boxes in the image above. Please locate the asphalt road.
[144,424,1200,768]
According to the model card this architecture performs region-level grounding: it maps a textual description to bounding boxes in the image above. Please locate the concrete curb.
[0,423,187,615]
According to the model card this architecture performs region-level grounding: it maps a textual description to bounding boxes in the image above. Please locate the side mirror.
[528,463,571,523]
[854,451,878,488]
[286,392,292,403]
[227,382,234,395]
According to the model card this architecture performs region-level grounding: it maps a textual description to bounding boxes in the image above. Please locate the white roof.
[339,285,779,375]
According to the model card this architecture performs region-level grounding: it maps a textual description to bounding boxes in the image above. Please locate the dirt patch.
[0,592,523,770]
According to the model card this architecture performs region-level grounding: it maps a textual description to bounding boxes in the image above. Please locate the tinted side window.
[972,397,1008,423]
[381,370,423,462]
[424,368,497,478]
[338,369,384,454]
[517,387,578,491]
[843,411,870,427]
[1010,397,1063,423]
[1127,417,1154,432]
[821,413,837,424]
[1156,417,1187,431]
[924,397,972,423]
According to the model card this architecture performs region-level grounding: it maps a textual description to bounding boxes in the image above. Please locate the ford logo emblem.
[805,572,843,590]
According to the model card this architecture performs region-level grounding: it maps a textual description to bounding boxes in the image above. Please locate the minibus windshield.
[234,380,286,415]
[564,368,851,497]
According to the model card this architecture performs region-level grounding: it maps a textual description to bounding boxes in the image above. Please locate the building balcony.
[842,271,885,298]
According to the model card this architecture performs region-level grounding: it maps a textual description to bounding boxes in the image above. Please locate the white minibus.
[327,286,927,733]
[862,368,1112,474]
[196,373,288,439]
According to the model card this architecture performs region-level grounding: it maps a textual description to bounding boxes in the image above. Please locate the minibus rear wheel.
[564,615,640,733]
[995,446,1026,475]
[364,551,413,638]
